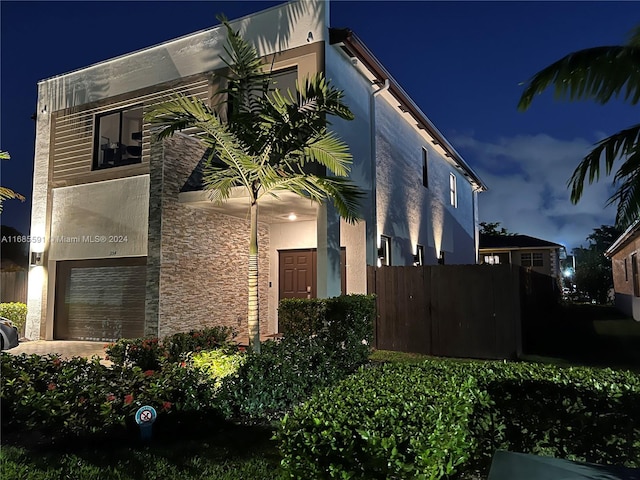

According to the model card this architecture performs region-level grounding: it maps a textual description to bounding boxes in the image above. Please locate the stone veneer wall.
[153,134,270,339]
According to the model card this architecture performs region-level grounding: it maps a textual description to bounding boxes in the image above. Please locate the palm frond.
[299,133,352,175]
[145,95,217,140]
[569,123,640,202]
[518,45,640,110]
[606,154,640,227]
[0,187,25,213]
[0,150,10,160]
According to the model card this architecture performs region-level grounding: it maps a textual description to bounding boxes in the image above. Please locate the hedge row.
[0,353,220,438]
[105,326,235,370]
[0,302,27,333]
[277,360,640,479]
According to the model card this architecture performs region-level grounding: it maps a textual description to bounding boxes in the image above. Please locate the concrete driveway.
[5,340,108,360]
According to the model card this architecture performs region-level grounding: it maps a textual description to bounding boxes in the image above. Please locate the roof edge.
[605,219,640,258]
[329,28,487,191]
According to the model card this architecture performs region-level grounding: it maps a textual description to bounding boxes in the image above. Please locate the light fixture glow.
[288,213,297,221]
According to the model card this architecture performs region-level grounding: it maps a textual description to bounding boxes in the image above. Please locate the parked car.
[0,317,19,350]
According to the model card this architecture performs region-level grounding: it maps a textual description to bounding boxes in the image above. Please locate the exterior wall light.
[438,251,445,265]
[288,213,297,221]
[30,251,43,267]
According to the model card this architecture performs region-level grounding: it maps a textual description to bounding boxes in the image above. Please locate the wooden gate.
[367,264,543,359]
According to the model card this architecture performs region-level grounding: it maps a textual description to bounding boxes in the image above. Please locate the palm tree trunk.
[248,201,260,353]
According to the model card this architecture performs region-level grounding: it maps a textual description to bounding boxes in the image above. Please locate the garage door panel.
[55,258,146,341]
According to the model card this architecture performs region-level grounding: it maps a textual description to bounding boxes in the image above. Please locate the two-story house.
[25,0,486,342]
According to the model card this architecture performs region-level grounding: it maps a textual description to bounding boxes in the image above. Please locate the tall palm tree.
[0,151,25,213]
[518,26,640,227]
[147,18,363,353]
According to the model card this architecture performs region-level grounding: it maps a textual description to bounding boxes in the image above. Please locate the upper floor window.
[522,252,543,267]
[449,173,457,208]
[378,235,391,266]
[422,148,429,188]
[93,106,143,170]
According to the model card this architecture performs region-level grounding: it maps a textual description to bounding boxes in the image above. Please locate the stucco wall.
[374,98,476,265]
[325,44,375,264]
[38,1,327,112]
[48,176,149,260]
[156,135,270,339]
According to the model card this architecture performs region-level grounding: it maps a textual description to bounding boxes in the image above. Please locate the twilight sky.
[2,1,639,251]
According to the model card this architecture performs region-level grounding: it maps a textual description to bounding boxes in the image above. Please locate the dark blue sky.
[2,1,639,250]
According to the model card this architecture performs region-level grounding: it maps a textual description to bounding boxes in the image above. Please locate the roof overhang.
[329,28,488,192]
[178,187,319,224]
[605,219,640,258]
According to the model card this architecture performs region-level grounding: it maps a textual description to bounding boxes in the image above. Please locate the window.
[422,148,429,188]
[227,67,298,118]
[484,255,500,265]
[449,173,457,207]
[414,244,424,266]
[625,258,629,281]
[521,252,543,267]
[633,254,640,297]
[378,235,391,266]
[93,106,143,170]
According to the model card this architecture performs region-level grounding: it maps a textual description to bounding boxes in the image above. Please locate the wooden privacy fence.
[367,264,559,360]
[1,271,28,304]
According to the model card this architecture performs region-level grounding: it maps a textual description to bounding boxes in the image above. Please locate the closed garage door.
[54,258,146,341]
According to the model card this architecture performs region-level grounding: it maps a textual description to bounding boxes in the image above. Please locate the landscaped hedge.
[105,326,235,369]
[277,360,640,479]
[0,353,221,438]
[218,295,376,422]
[0,302,27,334]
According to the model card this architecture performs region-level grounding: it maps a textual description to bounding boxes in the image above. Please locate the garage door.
[54,258,146,341]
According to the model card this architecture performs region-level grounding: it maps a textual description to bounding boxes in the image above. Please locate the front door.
[278,248,347,301]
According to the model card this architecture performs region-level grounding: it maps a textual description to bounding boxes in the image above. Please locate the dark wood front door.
[279,250,316,300]
[278,248,347,301]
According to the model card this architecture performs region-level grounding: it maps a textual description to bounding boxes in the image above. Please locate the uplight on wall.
[438,250,446,265]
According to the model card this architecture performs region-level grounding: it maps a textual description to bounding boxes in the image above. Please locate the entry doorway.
[278,248,346,301]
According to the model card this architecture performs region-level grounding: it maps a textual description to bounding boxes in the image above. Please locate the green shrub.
[105,327,236,369]
[0,352,220,438]
[165,326,235,362]
[277,360,640,479]
[216,295,374,422]
[105,337,164,370]
[191,348,246,389]
[0,302,27,333]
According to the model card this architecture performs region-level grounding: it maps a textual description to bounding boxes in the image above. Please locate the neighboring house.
[605,219,640,320]
[25,0,486,342]
[479,234,566,281]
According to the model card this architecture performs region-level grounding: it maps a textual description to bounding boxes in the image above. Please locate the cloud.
[453,133,617,251]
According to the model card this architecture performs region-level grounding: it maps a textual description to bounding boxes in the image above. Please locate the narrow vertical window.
[414,244,424,266]
[625,258,629,281]
[449,173,457,207]
[422,148,429,188]
[378,235,391,266]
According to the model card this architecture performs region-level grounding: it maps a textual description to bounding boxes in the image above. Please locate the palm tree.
[147,18,363,353]
[0,151,25,213]
[518,26,640,227]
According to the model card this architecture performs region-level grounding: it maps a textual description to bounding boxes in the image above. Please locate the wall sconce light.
[438,251,445,265]
[377,247,385,260]
[30,251,43,267]
[41,105,48,115]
